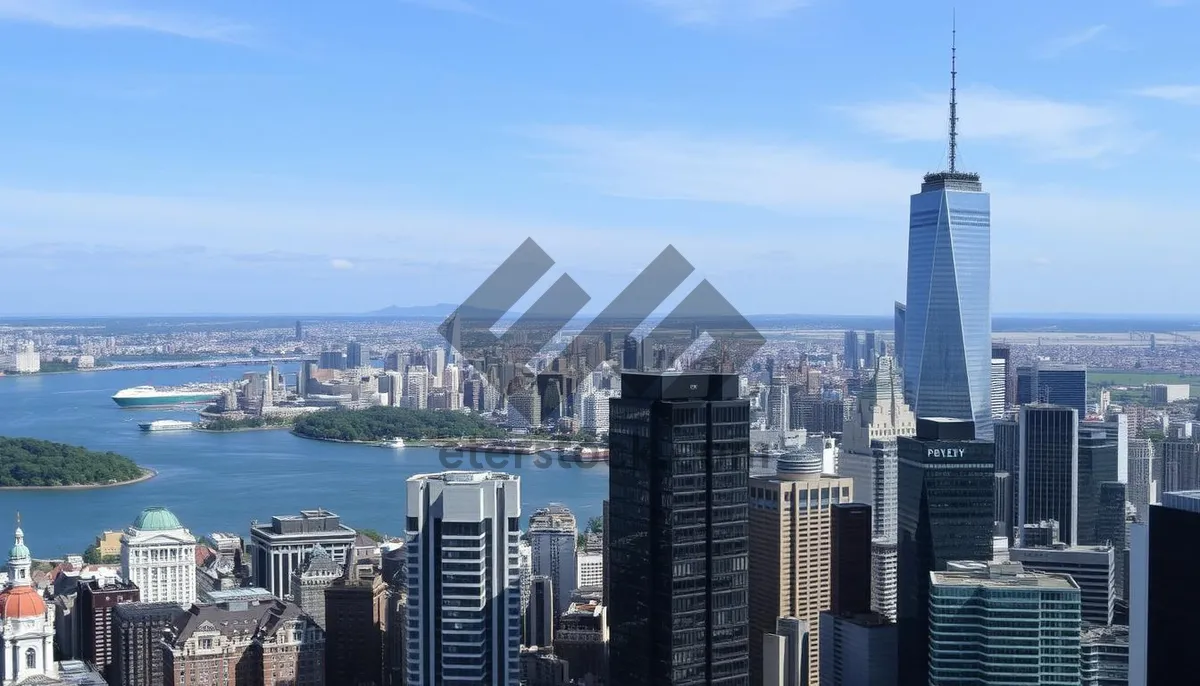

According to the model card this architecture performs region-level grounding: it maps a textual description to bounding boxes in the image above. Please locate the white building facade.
[120,507,197,605]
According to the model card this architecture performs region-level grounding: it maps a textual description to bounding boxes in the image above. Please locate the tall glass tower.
[902,28,993,440]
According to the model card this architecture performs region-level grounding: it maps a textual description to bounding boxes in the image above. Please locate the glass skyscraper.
[897,418,995,686]
[608,372,750,686]
[903,169,993,440]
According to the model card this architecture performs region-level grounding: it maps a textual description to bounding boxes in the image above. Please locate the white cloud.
[1130,84,1200,105]
[0,0,253,44]
[330,258,356,270]
[638,0,808,25]
[527,124,1197,263]
[1036,24,1108,58]
[531,125,914,218]
[838,86,1142,161]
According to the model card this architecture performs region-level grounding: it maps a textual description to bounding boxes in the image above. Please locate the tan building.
[749,446,853,686]
[95,530,123,558]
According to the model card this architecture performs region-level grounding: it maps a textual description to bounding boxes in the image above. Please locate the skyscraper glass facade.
[897,418,995,686]
[608,372,750,686]
[1018,405,1079,545]
[903,173,993,440]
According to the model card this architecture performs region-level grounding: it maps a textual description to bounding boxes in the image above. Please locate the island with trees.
[292,406,506,443]
[0,437,151,489]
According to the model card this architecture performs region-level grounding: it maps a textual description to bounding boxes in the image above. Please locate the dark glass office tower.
[1131,491,1200,685]
[1097,481,1127,597]
[1078,428,1119,545]
[1016,366,1034,405]
[893,302,906,365]
[608,372,750,686]
[897,418,995,686]
[843,331,861,371]
[1034,363,1088,417]
[831,503,872,616]
[1018,405,1079,545]
[346,341,363,369]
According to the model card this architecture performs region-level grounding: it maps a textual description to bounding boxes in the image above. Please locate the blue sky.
[0,0,1197,316]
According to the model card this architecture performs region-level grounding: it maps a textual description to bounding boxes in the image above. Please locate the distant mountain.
[367,304,458,318]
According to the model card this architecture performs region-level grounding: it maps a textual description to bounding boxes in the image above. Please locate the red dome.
[0,585,46,619]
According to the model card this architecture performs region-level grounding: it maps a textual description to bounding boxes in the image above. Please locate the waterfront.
[0,364,608,557]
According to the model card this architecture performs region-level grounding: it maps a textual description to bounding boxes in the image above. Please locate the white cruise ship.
[138,419,196,432]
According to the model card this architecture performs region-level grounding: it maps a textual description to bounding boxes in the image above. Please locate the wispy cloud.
[395,0,503,21]
[838,87,1144,161]
[1130,84,1200,105]
[637,0,808,25]
[0,0,254,44]
[1036,24,1108,58]
[531,125,913,217]
[330,258,356,270]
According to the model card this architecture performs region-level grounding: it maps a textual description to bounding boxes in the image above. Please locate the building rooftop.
[1163,490,1200,513]
[1081,623,1130,644]
[131,506,184,532]
[410,470,519,484]
[932,561,1078,590]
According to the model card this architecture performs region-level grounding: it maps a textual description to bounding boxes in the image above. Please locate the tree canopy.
[0,437,144,488]
[293,406,506,442]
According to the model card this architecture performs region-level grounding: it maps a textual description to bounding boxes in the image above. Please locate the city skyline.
[1,1,1198,315]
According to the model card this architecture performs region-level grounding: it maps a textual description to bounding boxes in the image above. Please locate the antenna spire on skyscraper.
[948,11,958,174]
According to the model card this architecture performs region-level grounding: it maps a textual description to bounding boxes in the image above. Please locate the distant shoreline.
[0,467,157,491]
[290,432,442,448]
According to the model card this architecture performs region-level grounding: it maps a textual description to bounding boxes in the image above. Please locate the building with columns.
[120,507,197,606]
[1,518,59,685]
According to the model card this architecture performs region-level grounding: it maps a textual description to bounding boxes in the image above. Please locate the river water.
[0,364,608,557]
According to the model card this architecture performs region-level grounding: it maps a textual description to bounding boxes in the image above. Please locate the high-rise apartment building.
[897,418,995,686]
[1130,490,1200,685]
[1018,405,1079,545]
[608,372,750,686]
[1080,624,1129,686]
[405,471,522,685]
[767,369,791,432]
[991,342,1014,406]
[990,358,1006,418]
[901,46,992,440]
[404,365,429,409]
[837,355,914,621]
[528,505,578,615]
[249,509,357,600]
[120,507,197,605]
[749,446,854,686]
[77,578,140,679]
[929,562,1081,684]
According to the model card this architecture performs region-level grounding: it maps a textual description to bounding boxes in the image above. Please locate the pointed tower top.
[948,11,958,174]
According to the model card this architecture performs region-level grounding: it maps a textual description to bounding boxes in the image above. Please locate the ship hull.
[113,393,221,408]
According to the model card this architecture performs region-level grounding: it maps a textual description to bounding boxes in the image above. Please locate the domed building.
[120,507,197,606]
[1,517,58,685]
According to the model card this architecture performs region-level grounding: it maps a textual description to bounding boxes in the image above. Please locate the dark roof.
[167,598,306,647]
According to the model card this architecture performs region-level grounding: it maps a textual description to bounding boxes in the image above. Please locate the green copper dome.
[8,542,29,560]
[133,507,183,531]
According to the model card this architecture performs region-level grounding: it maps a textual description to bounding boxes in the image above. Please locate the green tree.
[0,437,144,488]
[293,407,505,442]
